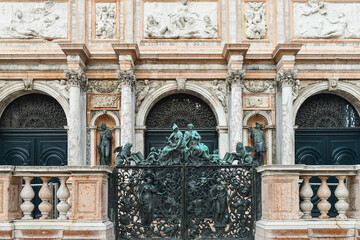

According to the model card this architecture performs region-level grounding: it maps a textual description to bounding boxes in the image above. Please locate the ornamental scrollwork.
[89,80,120,93]
[64,69,88,91]
[117,70,136,87]
[226,69,246,87]
[242,80,274,93]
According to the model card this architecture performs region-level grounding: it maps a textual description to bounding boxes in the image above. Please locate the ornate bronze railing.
[113,164,257,240]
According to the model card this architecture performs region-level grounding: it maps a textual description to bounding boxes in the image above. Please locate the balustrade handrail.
[0,165,113,177]
[257,164,360,176]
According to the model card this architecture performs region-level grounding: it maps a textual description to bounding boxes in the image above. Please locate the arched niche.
[243,111,273,165]
[0,81,70,124]
[0,93,68,166]
[135,82,229,157]
[90,112,120,166]
[295,93,360,165]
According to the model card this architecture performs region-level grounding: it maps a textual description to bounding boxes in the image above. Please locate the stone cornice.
[272,44,302,63]
[226,69,246,87]
[222,44,250,63]
[112,44,140,63]
[59,44,90,64]
[117,70,136,87]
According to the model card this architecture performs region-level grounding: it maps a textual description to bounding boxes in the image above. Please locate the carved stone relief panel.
[242,80,275,94]
[243,94,274,110]
[142,0,220,40]
[0,0,69,40]
[293,0,360,39]
[135,80,164,111]
[93,2,117,40]
[88,80,120,94]
[200,80,227,110]
[244,1,267,39]
[89,94,120,110]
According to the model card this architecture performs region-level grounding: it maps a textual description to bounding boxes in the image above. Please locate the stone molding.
[226,69,246,87]
[117,70,136,87]
[64,69,88,91]
[275,69,298,88]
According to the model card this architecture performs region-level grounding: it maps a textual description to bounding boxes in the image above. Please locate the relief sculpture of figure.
[97,123,113,165]
[250,123,265,165]
[138,175,157,226]
[210,177,229,228]
[158,123,184,165]
[183,124,210,164]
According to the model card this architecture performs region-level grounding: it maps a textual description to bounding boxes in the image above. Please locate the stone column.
[65,69,88,166]
[227,69,245,152]
[275,69,298,165]
[118,70,136,146]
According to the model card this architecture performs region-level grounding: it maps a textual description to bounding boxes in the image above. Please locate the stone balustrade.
[0,166,112,221]
[257,164,360,221]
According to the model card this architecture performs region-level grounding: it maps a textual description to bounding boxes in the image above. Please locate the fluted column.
[227,70,245,152]
[118,70,136,146]
[275,69,298,165]
[65,69,88,166]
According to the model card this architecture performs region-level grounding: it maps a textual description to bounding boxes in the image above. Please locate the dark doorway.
[0,93,68,218]
[145,94,218,156]
[295,93,360,217]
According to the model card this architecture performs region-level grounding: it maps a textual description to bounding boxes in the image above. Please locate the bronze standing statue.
[98,123,113,165]
[250,122,266,165]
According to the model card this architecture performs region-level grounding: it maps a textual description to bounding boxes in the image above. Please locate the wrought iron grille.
[295,93,360,128]
[0,94,67,128]
[113,164,256,240]
[145,94,217,129]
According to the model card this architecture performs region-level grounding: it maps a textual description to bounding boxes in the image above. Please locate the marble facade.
[0,0,359,238]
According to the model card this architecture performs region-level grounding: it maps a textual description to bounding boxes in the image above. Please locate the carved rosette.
[226,69,246,87]
[117,70,136,88]
[64,69,88,91]
[275,69,298,88]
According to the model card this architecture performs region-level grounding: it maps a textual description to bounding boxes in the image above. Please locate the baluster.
[57,176,70,220]
[20,177,35,220]
[300,175,313,219]
[335,176,349,219]
[39,177,52,220]
[317,176,331,219]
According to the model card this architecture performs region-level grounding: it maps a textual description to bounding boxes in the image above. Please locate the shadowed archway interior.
[145,94,218,156]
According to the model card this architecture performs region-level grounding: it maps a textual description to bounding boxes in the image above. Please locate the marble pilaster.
[118,70,136,146]
[65,69,88,166]
[227,69,245,152]
[275,69,298,165]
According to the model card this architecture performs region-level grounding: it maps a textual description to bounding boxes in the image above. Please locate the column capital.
[226,69,246,87]
[275,69,298,88]
[117,70,136,87]
[64,69,88,91]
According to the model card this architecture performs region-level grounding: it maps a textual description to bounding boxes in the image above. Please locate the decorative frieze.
[117,70,136,87]
[135,80,161,111]
[226,69,246,87]
[89,80,120,94]
[242,80,274,93]
[64,69,88,91]
[92,95,118,108]
[245,2,267,39]
[244,96,270,109]
[293,0,360,39]
[143,0,219,39]
[95,3,116,39]
[0,0,68,40]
